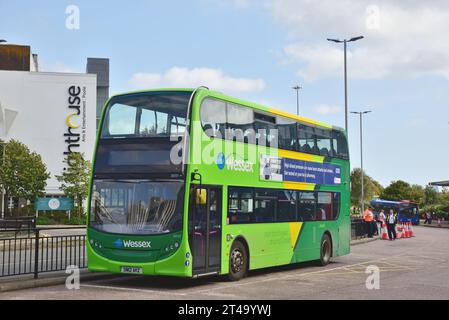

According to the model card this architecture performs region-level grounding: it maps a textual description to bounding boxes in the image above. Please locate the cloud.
[265,0,449,81]
[129,67,266,94]
[313,104,341,115]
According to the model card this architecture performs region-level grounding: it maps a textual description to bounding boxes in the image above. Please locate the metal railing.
[0,227,86,279]
[0,217,36,237]
[351,219,369,240]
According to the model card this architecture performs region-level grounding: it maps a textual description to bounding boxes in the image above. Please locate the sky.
[0,0,448,187]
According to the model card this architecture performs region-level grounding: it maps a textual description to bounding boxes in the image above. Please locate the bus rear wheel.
[318,234,332,266]
[228,240,248,281]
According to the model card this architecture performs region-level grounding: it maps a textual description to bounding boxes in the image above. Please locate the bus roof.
[205,88,340,131]
[108,87,344,133]
[370,199,418,206]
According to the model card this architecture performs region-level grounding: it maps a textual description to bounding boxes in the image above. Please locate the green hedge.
[420,204,449,219]
[37,211,86,226]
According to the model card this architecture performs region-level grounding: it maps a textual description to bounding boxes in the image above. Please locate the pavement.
[37,226,86,237]
[0,225,448,300]
[419,220,449,228]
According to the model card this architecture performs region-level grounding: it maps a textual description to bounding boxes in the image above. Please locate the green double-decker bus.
[87,87,350,281]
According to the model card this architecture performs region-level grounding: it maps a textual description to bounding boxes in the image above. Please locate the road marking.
[203,291,240,298]
[79,254,418,297]
[81,284,187,296]
[341,267,359,273]
[187,257,402,295]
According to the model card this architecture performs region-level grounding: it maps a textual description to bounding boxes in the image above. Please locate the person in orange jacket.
[363,206,375,238]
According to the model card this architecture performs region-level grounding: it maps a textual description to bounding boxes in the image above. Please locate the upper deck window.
[95,91,192,176]
[101,91,191,139]
[200,97,349,160]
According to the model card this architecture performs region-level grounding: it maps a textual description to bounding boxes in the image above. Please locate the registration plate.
[120,266,143,274]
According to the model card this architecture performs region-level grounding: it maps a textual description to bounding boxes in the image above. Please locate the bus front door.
[189,186,222,276]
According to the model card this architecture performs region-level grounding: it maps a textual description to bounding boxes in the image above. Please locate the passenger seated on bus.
[320,148,329,157]
[231,210,255,224]
[203,123,224,138]
[228,211,238,224]
[290,140,298,151]
[311,143,321,155]
[254,207,271,222]
[301,143,312,154]
[317,207,327,221]
[300,209,316,221]
[203,123,215,136]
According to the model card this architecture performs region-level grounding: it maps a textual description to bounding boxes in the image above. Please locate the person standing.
[424,212,432,225]
[378,210,386,235]
[363,207,375,238]
[386,209,398,241]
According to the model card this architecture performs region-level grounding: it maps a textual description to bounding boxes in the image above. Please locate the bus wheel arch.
[228,236,249,281]
[318,232,333,266]
[323,231,333,257]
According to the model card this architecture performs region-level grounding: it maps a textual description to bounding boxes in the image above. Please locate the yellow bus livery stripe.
[289,222,303,249]
[268,108,333,130]
[283,182,316,191]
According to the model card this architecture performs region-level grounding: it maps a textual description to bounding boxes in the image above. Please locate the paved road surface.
[39,227,86,237]
[0,226,448,300]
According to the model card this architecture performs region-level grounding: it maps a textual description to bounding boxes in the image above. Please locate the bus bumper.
[86,242,192,278]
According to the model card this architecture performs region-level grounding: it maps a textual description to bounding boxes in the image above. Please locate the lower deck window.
[228,186,340,224]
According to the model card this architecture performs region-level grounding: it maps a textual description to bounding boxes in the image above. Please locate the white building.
[0,70,97,195]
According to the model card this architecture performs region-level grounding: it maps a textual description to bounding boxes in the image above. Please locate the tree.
[381,180,425,205]
[56,153,91,217]
[424,185,440,206]
[350,168,383,208]
[408,184,425,206]
[0,140,50,207]
[381,180,411,201]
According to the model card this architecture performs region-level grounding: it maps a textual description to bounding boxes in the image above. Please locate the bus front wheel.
[318,233,332,266]
[228,240,248,281]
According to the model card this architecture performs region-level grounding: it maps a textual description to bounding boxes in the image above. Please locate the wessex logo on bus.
[114,239,152,249]
[216,153,254,173]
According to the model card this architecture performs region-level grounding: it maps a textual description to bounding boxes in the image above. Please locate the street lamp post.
[327,36,364,132]
[351,110,372,214]
[292,85,302,116]
[0,142,5,219]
